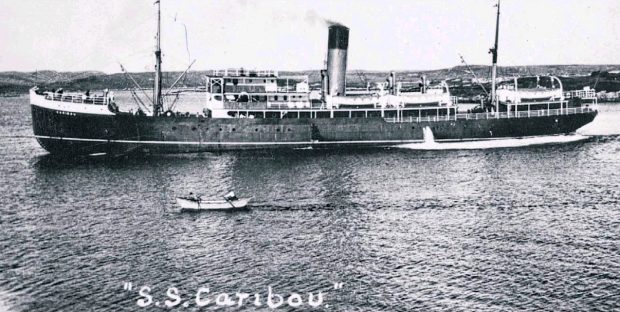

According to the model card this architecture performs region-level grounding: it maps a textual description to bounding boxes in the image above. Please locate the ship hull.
[31,103,598,156]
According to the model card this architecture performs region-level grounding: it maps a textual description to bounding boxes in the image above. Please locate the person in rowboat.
[188,192,200,202]
[224,191,238,201]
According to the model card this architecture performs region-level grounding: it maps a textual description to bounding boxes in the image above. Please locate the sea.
[0,94,618,311]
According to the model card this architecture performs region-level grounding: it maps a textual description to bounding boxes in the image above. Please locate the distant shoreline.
[2,65,619,98]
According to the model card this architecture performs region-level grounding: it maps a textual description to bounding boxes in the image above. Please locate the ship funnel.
[326,24,349,96]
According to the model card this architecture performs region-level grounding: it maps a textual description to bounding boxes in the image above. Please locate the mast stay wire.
[158,13,194,110]
[171,13,192,66]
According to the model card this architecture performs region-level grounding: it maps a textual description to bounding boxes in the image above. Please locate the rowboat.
[176,197,251,211]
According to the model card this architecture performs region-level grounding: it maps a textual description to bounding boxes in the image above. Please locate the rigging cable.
[593,67,602,91]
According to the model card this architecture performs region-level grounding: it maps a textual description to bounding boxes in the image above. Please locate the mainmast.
[153,0,163,116]
[490,0,500,113]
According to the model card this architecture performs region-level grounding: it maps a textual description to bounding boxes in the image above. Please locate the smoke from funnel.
[305,10,345,28]
[325,19,345,27]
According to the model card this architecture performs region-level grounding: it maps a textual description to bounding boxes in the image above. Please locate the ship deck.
[31,89,597,124]
[386,106,597,123]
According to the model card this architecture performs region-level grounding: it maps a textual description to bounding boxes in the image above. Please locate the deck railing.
[384,106,596,123]
[40,91,595,121]
[43,92,108,105]
[210,69,278,77]
[564,89,596,99]
[223,102,316,110]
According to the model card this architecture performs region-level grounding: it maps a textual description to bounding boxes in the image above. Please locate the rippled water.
[0,95,619,311]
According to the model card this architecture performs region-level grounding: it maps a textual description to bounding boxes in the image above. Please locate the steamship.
[29,1,597,156]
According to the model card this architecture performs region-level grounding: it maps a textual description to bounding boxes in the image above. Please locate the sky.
[0,0,618,73]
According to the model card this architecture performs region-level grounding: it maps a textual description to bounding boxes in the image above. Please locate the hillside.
[0,71,104,95]
[2,65,620,97]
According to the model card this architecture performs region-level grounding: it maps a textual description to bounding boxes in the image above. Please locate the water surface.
[0,96,618,311]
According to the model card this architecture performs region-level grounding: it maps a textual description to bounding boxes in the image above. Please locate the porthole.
[276,128,281,132]
[219,128,223,131]
[191,127,197,131]
[232,128,236,132]
[255,128,259,132]
[411,126,415,130]
[287,128,291,132]
[172,126,177,131]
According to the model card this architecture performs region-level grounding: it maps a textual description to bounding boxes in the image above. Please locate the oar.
[224,197,236,209]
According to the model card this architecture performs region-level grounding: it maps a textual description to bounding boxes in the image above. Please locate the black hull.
[31,104,598,155]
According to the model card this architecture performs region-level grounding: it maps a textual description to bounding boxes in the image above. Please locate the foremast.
[153,0,163,116]
[490,0,500,113]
